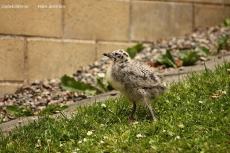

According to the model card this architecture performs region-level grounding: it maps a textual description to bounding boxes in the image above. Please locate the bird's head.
[103,49,131,63]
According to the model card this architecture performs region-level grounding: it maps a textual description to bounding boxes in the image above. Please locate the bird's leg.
[143,100,157,121]
[129,102,136,120]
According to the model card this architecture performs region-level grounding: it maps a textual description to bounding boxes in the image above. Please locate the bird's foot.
[128,115,135,122]
[152,117,157,122]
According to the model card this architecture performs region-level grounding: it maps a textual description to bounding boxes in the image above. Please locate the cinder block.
[224,0,230,5]
[227,6,230,17]
[184,0,228,4]
[64,0,130,41]
[97,41,137,60]
[194,4,230,29]
[131,0,229,5]
[0,36,25,81]
[0,0,63,37]
[27,38,96,81]
[130,1,193,41]
[0,83,22,98]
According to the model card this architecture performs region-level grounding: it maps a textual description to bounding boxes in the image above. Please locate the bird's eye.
[115,53,118,55]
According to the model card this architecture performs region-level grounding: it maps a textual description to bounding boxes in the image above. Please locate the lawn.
[0,62,230,153]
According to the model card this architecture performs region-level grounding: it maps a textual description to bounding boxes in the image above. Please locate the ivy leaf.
[60,75,97,95]
[156,50,177,68]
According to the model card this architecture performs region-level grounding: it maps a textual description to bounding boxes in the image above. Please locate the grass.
[0,62,230,153]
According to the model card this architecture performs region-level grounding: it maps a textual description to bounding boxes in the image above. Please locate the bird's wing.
[119,61,164,88]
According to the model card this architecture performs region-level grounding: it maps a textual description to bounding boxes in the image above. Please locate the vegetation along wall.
[0,0,230,97]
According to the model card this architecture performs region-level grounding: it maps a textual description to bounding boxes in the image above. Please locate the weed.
[156,50,177,68]
[60,75,98,95]
[0,104,69,123]
[213,35,229,55]
[221,18,230,27]
[157,34,229,67]
[196,46,211,57]
[177,51,200,66]
[126,44,144,59]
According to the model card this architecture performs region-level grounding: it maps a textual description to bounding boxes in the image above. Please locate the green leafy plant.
[38,104,69,115]
[196,35,229,56]
[126,44,144,59]
[156,50,177,68]
[60,75,98,95]
[96,76,113,93]
[213,35,229,55]
[157,34,229,67]
[221,18,230,27]
[61,75,114,95]
[178,51,200,66]
[6,105,34,118]
[196,46,211,57]
[1,104,69,123]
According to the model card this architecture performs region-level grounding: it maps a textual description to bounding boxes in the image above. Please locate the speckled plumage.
[103,49,167,121]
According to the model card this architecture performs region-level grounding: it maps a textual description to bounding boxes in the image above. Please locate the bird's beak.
[103,53,113,59]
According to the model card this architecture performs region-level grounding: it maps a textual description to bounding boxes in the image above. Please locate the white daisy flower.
[136,134,145,138]
[87,131,93,136]
[99,140,104,144]
[83,138,87,142]
[178,124,184,128]
[78,140,82,144]
[101,103,106,108]
[175,136,180,140]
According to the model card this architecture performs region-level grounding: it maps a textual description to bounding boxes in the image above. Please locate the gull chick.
[103,49,167,121]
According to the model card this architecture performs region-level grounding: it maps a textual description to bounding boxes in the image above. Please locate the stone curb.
[164,53,230,83]
[1,53,230,136]
[0,91,120,136]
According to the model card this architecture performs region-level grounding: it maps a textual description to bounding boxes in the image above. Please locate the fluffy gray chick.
[103,49,167,121]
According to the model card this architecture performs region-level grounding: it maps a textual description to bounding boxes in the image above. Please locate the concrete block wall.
[0,0,230,97]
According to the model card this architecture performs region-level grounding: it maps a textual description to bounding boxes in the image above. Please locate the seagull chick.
[103,49,167,121]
